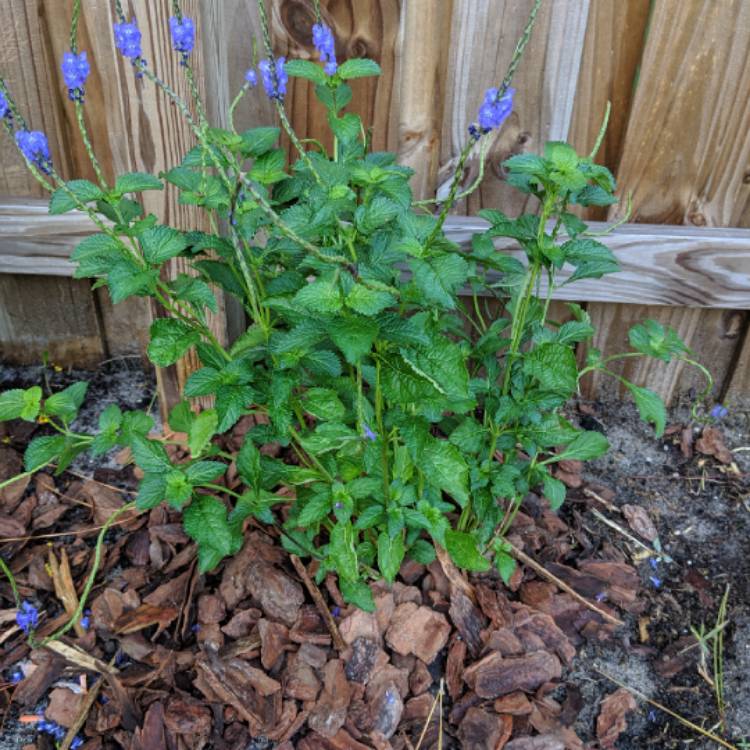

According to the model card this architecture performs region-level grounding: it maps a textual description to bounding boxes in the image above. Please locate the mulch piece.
[0,411,745,749]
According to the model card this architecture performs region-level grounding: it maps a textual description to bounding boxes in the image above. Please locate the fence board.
[583,0,750,403]
[439,0,589,217]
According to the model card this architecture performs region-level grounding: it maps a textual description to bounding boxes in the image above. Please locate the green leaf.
[237,437,262,488]
[627,384,666,437]
[346,284,396,316]
[495,549,516,585]
[302,388,346,422]
[98,403,122,432]
[170,275,218,314]
[285,58,327,84]
[445,529,490,572]
[184,495,243,572]
[338,58,382,80]
[0,387,42,422]
[71,234,124,277]
[411,254,469,309]
[408,538,436,565]
[239,126,281,157]
[555,430,609,462]
[355,196,399,234]
[141,225,189,264]
[44,382,88,422]
[377,531,405,583]
[115,172,163,194]
[329,315,378,364]
[542,474,566,511]
[298,492,332,526]
[293,277,342,313]
[184,460,226,484]
[423,440,469,507]
[168,400,193,433]
[147,318,201,367]
[136,473,166,510]
[339,579,375,612]
[328,112,362,144]
[189,409,218,457]
[165,469,193,507]
[628,319,689,362]
[524,343,578,394]
[24,435,66,471]
[49,180,104,214]
[249,149,287,185]
[329,522,359,583]
[130,435,171,473]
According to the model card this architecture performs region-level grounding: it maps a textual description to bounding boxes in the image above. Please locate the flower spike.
[61,50,90,102]
[312,22,337,76]
[169,16,195,65]
[15,131,52,174]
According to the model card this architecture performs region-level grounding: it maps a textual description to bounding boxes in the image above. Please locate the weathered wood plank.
[439,0,590,216]
[584,0,750,404]
[0,275,104,367]
[6,205,750,309]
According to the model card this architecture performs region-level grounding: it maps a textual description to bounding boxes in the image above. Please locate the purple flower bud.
[710,404,729,420]
[259,57,288,101]
[61,51,90,102]
[334,501,344,510]
[10,668,24,683]
[331,606,341,618]
[362,423,377,441]
[15,131,52,174]
[595,591,607,602]
[649,575,662,589]
[15,600,39,634]
[0,90,8,119]
[79,609,91,630]
[114,20,143,62]
[71,736,85,749]
[648,557,659,571]
[245,68,258,87]
[312,23,337,75]
[169,16,195,63]
[472,86,515,135]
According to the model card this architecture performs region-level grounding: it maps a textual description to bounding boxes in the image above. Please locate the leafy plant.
[0,0,712,612]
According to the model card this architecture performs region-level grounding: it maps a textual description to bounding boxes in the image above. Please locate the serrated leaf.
[302,388,346,422]
[136,473,166,510]
[115,172,163,194]
[408,538,436,565]
[147,318,201,367]
[0,387,42,422]
[49,180,104,214]
[130,435,171,473]
[339,579,375,612]
[444,530,490,572]
[239,126,281,157]
[627,383,666,437]
[543,474,566,511]
[184,495,243,572]
[237,437,262,488]
[189,409,218,457]
[249,149,287,185]
[329,522,359,583]
[24,435,66,471]
[338,58,381,80]
[495,549,516,585]
[423,440,469,507]
[524,343,578,394]
[377,531,405,583]
[555,430,609,462]
[285,58,327,84]
[411,253,469,309]
[293,277,342,313]
[165,469,193,507]
[345,284,396,316]
[184,460,226,484]
[628,319,689,362]
[298,492,332,526]
[44,382,88,422]
[141,225,189,264]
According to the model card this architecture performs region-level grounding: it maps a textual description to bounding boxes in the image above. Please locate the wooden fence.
[1,0,750,407]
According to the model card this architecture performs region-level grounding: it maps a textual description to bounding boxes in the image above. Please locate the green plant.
[0,0,712,615]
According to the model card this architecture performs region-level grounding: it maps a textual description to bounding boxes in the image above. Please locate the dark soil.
[0,360,748,749]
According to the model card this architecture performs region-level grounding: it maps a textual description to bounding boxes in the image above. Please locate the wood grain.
[584,0,750,404]
[439,0,590,216]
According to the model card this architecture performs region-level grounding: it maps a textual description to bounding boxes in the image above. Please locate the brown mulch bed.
[0,395,748,749]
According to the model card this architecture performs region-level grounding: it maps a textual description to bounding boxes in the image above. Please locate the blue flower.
[259,57,288,101]
[169,16,195,63]
[648,557,660,571]
[71,736,85,749]
[711,404,729,420]
[312,23,337,75]
[114,20,143,62]
[79,609,91,630]
[38,718,66,741]
[331,606,341,618]
[10,668,24,683]
[471,86,515,138]
[362,423,377,441]
[0,90,9,119]
[15,600,39,635]
[245,68,258,87]
[649,575,662,589]
[61,51,90,102]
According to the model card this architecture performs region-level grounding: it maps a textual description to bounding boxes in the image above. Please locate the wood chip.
[596,688,638,749]
[463,651,562,699]
[385,602,451,664]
